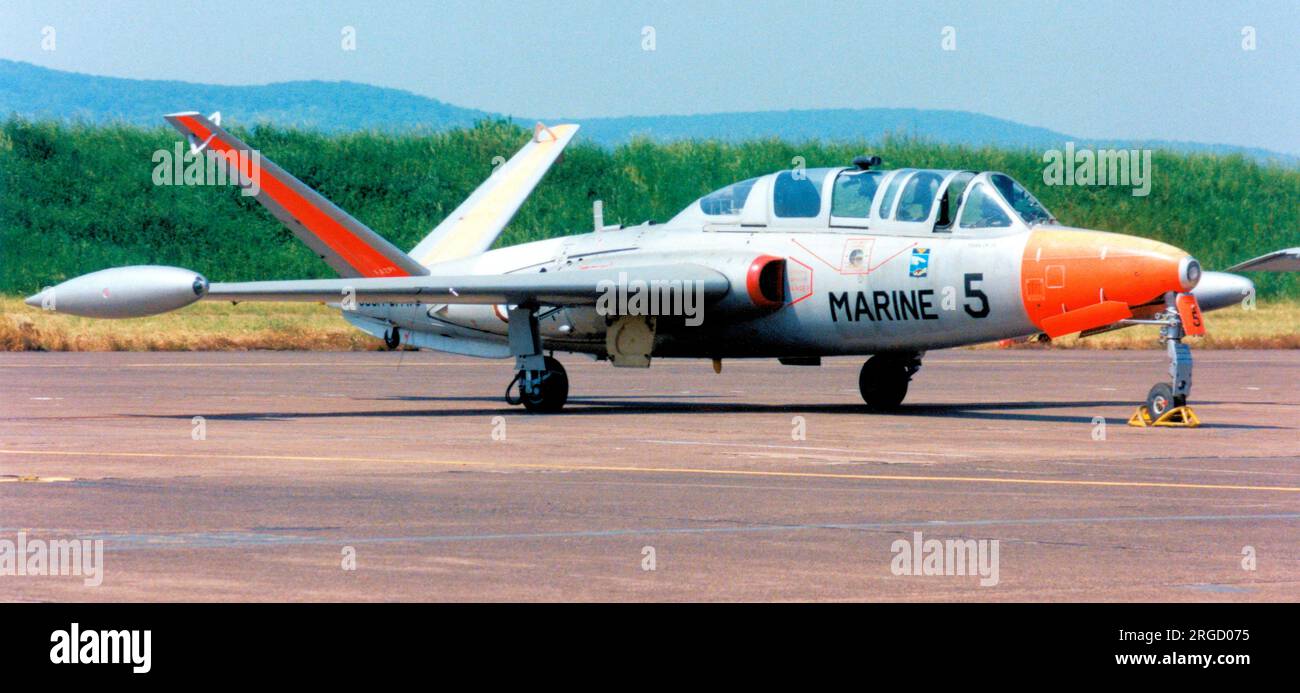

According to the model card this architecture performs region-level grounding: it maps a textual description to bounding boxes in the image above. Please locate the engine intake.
[746,255,786,308]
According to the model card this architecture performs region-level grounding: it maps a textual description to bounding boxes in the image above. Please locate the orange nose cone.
[1021,229,1197,329]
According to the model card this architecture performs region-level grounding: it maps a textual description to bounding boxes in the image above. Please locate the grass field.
[3,118,1298,299]
[3,118,1296,352]
[4,295,1296,352]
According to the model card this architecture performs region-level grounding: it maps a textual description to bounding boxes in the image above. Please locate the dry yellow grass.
[0,297,378,351]
[2,295,1297,352]
[986,298,1300,350]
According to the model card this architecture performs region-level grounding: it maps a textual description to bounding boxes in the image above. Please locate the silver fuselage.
[350,222,1037,359]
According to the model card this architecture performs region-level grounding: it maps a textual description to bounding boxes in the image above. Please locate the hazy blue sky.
[2,0,1297,154]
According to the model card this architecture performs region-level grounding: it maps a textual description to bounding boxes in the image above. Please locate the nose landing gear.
[1128,294,1201,427]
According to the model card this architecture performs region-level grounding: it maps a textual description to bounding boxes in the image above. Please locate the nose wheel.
[1144,382,1181,419]
[1128,294,1200,427]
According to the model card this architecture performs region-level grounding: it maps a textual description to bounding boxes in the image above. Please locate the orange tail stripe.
[175,115,409,279]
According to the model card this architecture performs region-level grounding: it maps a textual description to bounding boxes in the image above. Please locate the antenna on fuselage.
[852,155,883,171]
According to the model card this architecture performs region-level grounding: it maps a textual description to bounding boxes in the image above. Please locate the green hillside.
[1,118,1296,298]
[6,60,1298,163]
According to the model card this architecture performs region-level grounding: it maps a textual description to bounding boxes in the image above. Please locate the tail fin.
[164,112,428,278]
[409,122,579,268]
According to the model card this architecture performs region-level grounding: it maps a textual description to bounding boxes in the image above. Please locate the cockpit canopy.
[677,166,1055,234]
[699,177,759,215]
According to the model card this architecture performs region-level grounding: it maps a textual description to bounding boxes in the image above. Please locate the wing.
[205,264,730,306]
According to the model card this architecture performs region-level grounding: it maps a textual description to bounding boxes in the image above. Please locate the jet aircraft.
[28,113,1297,417]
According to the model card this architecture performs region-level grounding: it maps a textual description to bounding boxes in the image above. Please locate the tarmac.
[1,349,1297,601]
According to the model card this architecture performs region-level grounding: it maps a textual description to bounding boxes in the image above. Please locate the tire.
[858,355,911,411]
[1146,382,1176,418]
[521,356,569,413]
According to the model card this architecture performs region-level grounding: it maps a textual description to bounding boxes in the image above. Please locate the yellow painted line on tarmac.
[0,474,75,483]
[3,449,1299,494]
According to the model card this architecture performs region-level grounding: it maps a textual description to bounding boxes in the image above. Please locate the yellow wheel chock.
[1127,405,1201,428]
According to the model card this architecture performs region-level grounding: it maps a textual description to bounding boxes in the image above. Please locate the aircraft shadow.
[370,393,727,402]
[132,398,1286,429]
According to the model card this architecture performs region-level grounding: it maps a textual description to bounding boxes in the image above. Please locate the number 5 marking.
[964,273,990,318]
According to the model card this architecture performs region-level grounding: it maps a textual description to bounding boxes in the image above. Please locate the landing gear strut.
[1129,293,1200,427]
[858,352,922,411]
[504,305,569,413]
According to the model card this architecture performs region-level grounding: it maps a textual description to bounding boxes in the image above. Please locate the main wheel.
[1145,382,1183,419]
[521,356,569,413]
[858,355,912,411]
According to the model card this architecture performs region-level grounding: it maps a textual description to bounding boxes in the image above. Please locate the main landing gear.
[858,352,923,411]
[383,326,401,350]
[1129,294,1201,427]
[503,305,569,413]
[506,355,569,413]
